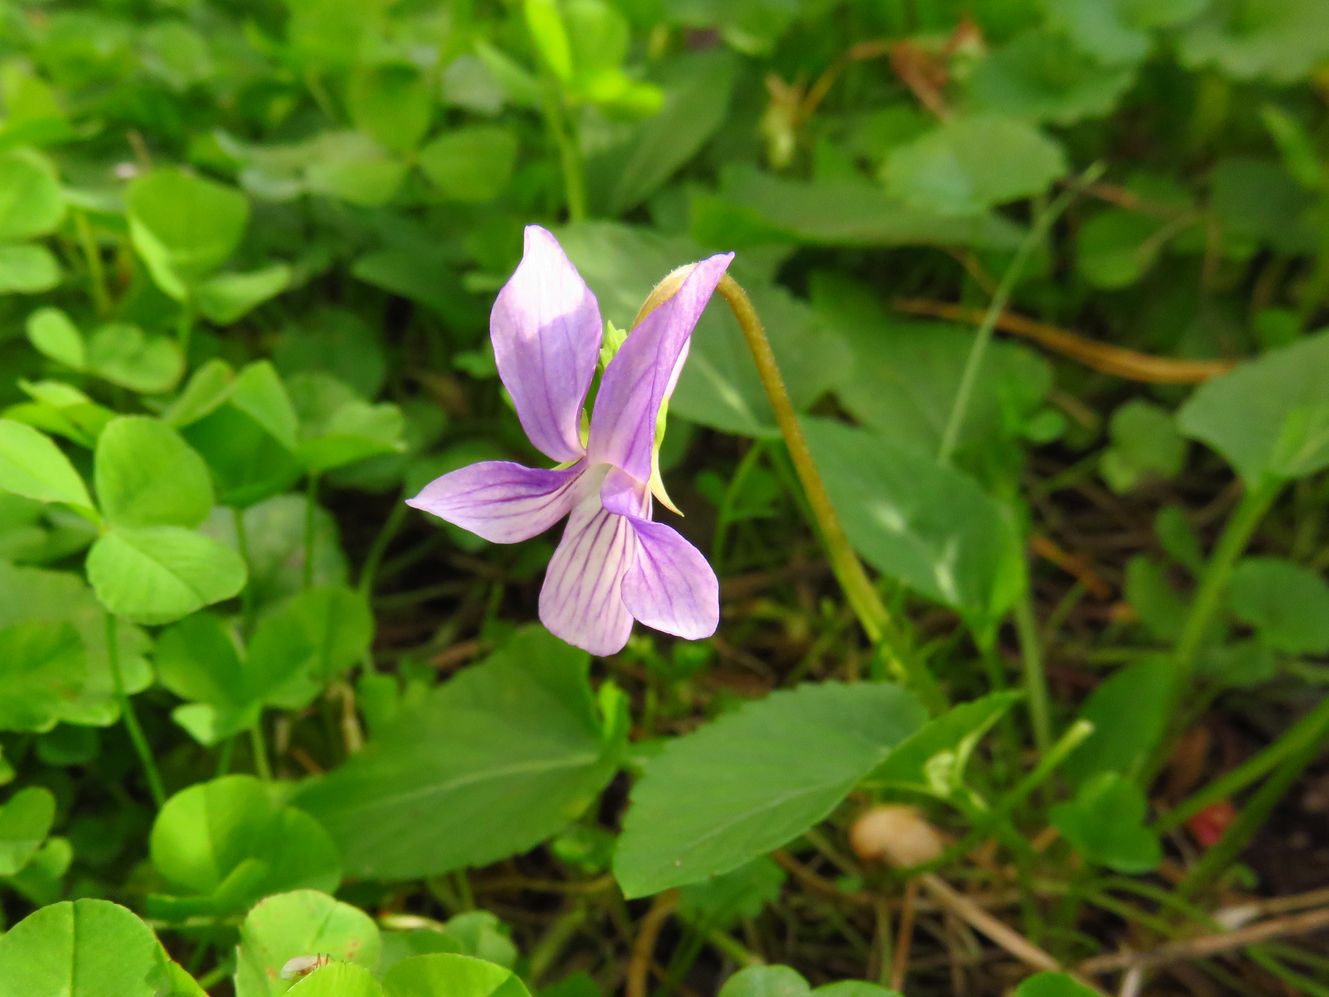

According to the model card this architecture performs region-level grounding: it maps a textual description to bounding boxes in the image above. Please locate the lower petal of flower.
[539,495,637,656]
[406,460,584,544]
[620,518,719,640]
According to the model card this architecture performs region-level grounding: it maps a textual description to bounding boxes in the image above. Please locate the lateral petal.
[587,253,733,481]
[407,460,584,543]
[492,225,602,463]
[539,494,637,656]
[620,518,719,641]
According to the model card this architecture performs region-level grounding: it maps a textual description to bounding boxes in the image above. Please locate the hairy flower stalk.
[409,226,732,655]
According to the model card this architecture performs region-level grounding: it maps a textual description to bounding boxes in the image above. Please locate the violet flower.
[409,226,733,656]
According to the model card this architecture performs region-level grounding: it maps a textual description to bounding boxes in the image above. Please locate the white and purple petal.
[620,518,719,640]
[407,460,584,544]
[587,253,733,482]
[539,493,637,656]
[491,225,602,463]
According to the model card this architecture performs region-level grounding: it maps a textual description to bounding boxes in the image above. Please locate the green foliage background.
[0,0,1328,993]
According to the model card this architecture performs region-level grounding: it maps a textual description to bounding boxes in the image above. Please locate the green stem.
[73,210,111,317]
[1159,695,1329,832]
[358,493,408,597]
[711,440,766,575]
[249,722,272,782]
[176,306,193,359]
[303,473,319,590]
[215,736,235,778]
[1179,695,1329,897]
[233,507,254,636]
[716,276,946,711]
[1158,481,1281,760]
[540,85,587,221]
[1013,593,1052,757]
[937,163,1104,463]
[107,614,166,807]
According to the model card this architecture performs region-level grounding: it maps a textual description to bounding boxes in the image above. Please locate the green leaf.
[149,775,340,918]
[802,418,1026,633]
[0,622,85,732]
[1177,330,1329,484]
[289,963,384,997]
[0,899,173,996]
[614,682,925,897]
[1228,557,1329,654]
[556,222,847,437]
[86,526,247,625]
[1076,210,1168,289]
[194,264,292,324]
[965,30,1137,124]
[26,307,85,369]
[718,965,902,997]
[95,417,214,528]
[867,692,1021,797]
[0,149,63,241]
[692,165,1025,251]
[1101,400,1188,492]
[291,373,405,473]
[126,168,249,297]
[0,563,151,727]
[0,243,60,293]
[0,786,55,875]
[677,857,786,931]
[881,116,1067,215]
[304,132,408,207]
[234,890,381,997]
[0,419,94,511]
[524,0,574,82]
[85,322,185,394]
[418,127,517,203]
[587,50,737,215]
[247,585,375,708]
[295,627,626,881]
[813,279,1050,455]
[1178,0,1329,83]
[154,613,255,745]
[1124,556,1187,641]
[1014,973,1102,997]
[383,953,532,997]
[348,64,434,155]
[1063,657,1175,787]
[1050,772,1161,873]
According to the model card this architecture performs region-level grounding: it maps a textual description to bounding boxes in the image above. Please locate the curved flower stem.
[715,276,946,709]
[107,613,166,808]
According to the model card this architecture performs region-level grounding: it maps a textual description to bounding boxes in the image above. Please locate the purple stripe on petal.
[492,226,602,463]
[587,252,733,482]
[539,494,636,656]
[407,460,585,543]
[620,517,718,641]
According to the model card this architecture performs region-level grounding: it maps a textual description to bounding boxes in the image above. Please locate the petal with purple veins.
[407,460,585,543]
[539,494,637,656]
[491,225,603,463]
[587,253,733,482]
[619,517,719,641]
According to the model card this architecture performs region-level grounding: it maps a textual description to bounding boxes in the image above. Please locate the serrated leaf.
[95,417,213,528]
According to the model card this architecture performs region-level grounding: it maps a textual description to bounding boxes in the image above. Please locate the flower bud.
[849,804,946,868]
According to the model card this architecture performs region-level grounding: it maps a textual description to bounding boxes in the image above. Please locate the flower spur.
[408,226,733,655]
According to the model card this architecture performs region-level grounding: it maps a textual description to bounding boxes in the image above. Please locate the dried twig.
[1078,905,1329,975]
[626,890,679,997]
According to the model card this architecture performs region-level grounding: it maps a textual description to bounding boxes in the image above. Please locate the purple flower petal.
[492,226,602,463]
[587,253,733,482]
[620,517,719,640]
[539,493,637,656]
[407,460,585,543]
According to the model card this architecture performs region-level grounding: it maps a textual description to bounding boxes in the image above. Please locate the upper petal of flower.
[407,460,585,543]
[492,225,603,463]
[539,491,637,656]
[587,252,733,482]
